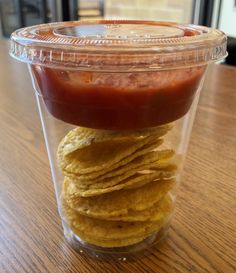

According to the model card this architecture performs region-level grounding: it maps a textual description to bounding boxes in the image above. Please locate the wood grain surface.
[0,40,235,273]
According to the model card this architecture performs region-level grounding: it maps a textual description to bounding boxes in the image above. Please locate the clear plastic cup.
[10,20,227,258]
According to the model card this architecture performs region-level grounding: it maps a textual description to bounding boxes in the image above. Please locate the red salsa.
[31,65,205,130]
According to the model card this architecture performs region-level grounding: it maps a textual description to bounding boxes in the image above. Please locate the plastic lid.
[10,20,227,71]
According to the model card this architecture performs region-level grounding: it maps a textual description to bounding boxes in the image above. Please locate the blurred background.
[0,0,235,65]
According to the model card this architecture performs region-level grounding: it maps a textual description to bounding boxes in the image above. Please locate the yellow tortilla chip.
[69,149,174,188]
[62,198,171,241]
[70,227,148,248]
[63,178,175,217]
[66,164,177,197]
[70,218,171,247]
[58,136,162,176]
[65,189,173,222]
[58,124,172,156]
[67,149,174,190]
[107,194,173,222]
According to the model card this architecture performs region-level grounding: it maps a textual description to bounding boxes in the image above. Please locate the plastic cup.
[10,20,227,258]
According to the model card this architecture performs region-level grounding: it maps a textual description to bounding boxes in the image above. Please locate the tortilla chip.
[68,149,174,188]
[62,198,171,241]
[66,164,177,197]
[58,124,172,155]
[58,136,163,176]
[63,178,175,217]
[70,227,148,247]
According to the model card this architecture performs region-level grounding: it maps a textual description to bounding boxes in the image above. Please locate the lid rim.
[10,20,227,71]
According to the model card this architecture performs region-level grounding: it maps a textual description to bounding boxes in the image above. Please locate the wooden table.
[0,39,235,273]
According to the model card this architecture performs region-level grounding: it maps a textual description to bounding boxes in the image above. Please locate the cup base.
[63,222,170,260]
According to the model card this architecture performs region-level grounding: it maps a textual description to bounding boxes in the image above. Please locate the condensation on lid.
[10,20,227,71]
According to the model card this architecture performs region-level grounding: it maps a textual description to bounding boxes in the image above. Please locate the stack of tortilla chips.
[57,124,177,247]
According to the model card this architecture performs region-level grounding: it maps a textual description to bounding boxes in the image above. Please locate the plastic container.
[10,20,227,258]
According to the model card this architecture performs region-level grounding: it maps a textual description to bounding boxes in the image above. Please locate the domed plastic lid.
[10,20,227,71]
